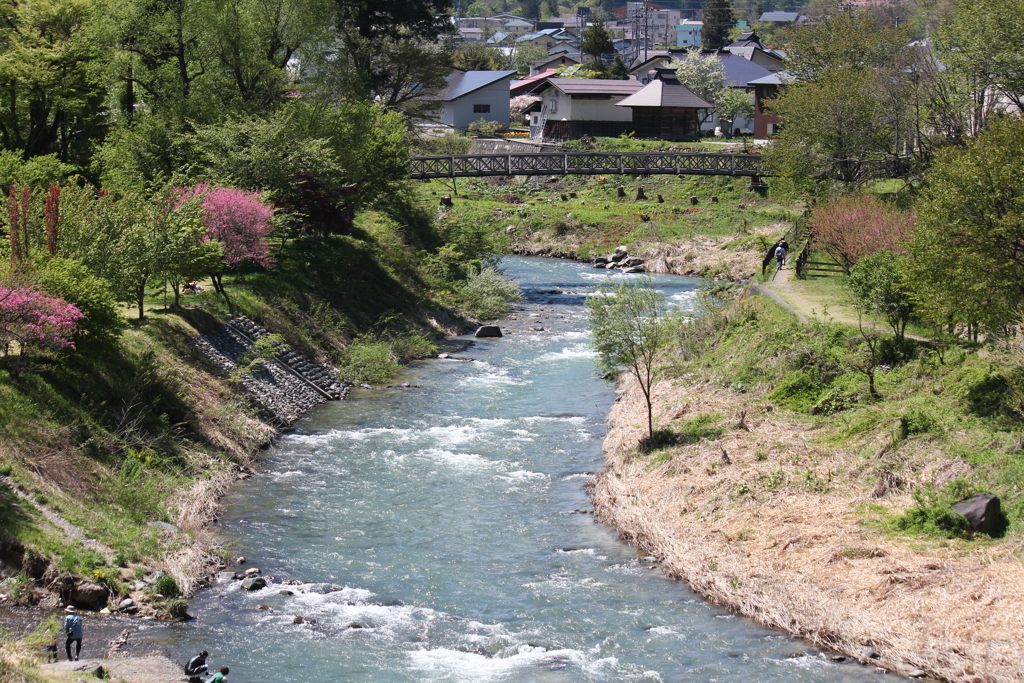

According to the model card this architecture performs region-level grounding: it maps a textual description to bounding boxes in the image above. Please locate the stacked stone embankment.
[193,317,348,427]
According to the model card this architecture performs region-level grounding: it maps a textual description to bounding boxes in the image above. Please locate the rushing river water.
[142,256,886,682]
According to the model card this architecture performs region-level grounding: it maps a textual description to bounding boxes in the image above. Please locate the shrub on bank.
[455,266,522,321]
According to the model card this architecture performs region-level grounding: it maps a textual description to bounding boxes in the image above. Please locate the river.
[142,256,885,682]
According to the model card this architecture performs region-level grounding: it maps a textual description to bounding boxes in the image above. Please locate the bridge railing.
[409,152,764,179]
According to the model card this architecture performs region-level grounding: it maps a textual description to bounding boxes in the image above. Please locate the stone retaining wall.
[193,317,349,427]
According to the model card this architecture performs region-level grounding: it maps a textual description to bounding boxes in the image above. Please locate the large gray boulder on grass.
[952,493,1002,535]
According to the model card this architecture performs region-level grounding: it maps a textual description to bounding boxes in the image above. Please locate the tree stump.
[640,213,650,222]
[616,186,626,198]
[656,194,664,203]
[690,196,698,205]
[560,194,568,202]
[439,195,453,207]
[569,191,577,198]
[711,196,719,203]
[635,187,647,200]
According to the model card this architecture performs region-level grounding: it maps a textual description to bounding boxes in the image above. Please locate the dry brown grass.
[592,372,1024,683]
[164,468,238,596]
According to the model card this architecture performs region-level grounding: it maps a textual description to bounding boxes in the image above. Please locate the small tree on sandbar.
[586,277,671,446]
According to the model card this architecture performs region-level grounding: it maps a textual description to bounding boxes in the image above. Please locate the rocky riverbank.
[512,224,785,282]
[591,370,1024,683]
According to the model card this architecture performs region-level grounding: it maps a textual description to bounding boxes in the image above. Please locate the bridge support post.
[750,175,769,197]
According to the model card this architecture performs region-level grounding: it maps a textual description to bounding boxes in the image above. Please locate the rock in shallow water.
[475,325,502,338]
[240,577,266,591]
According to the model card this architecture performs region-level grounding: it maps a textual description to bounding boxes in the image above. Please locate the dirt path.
[1,476,116,563]
[760,262,930,340]
[765,261,859,323]
[40,656,185,683]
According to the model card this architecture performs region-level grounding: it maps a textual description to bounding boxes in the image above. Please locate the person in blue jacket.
[62,605,83,661]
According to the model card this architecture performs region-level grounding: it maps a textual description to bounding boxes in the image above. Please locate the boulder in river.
[303,582,346,594]
[475,325,502,338]
[241,577,267,591]
[952,493,1002,535]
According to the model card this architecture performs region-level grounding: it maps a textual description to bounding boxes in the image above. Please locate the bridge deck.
[409,152,764,179]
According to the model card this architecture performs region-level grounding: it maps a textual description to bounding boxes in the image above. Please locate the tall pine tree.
[702,0,736,50]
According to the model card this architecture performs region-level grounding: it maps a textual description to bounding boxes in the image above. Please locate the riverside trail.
[40,257,890,683]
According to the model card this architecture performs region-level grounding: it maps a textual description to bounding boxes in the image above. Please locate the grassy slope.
[0,208,470,610]
[421,173,802,278]
[592,294,1024,681]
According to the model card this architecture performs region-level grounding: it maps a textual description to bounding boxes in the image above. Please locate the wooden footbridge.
[409,152,765,180]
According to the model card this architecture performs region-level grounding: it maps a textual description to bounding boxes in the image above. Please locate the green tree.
[581,23,614,63]
[908,116,1024,336]
[715,88,754,137]
[0,0,108,161]
[312,34,452,119]
[936,0,1024,134]
[452,42,502,71]
[100,0,213,121]
[332,0,453,43]
[762,8,918,193]
[36,257,126,347]
[57,189,209,319]
[848,251,915,343]
[586,277,671,445]
[701,0,736,50]
[607,54,629,79]
[509,43,548,77]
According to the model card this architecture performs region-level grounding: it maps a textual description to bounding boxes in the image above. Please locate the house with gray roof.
[758,11,807,24]
[724,30,785,71]
[433,70,516,130]
[529,53,581,76]
[616,69,711,140]
[530,78,643,141]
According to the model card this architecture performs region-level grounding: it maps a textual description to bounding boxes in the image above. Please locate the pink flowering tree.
[810,194,916,273]
[0,281,83,375]
[179,185,275,294]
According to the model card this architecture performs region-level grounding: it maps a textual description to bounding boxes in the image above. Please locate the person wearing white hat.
[62,605,83,661]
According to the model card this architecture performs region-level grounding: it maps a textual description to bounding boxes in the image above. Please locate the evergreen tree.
[581,23,614,62]
[546,0,559,17]
[521,0,541,20]
[702,0,736,50]
[608,54,629,79]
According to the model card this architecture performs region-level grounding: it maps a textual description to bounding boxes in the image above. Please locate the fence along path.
[409,152,765,179]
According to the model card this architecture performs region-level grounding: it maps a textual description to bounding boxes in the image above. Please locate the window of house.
[473,104,491,113]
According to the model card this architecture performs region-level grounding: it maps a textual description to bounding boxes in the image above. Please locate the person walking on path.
[206,666,229,683]
[185,651,210,677]
[62,605,83,661]
[774,242,787,270]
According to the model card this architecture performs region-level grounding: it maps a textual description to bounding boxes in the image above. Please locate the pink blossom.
[179,184,275,271]
[0,284,84,353]
[810,195,916,272]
